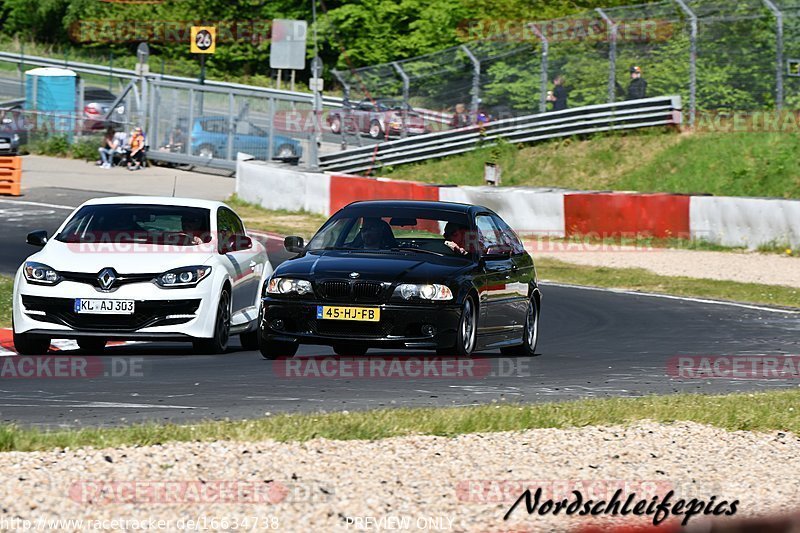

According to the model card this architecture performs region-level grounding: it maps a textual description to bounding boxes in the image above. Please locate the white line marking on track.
[0,198,75,210]
[540,281,800,314]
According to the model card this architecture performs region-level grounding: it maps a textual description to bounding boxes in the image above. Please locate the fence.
[333,0,800,128]
[319,96,682,174]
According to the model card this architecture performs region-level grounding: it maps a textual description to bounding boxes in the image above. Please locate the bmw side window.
[475,215,501,253]
[491,215,525,255]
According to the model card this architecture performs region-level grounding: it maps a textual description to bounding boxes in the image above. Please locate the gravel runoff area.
[533,246,800,288]
[3,421,799,532]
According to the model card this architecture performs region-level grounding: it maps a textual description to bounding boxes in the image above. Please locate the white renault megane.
[12,196,271,354]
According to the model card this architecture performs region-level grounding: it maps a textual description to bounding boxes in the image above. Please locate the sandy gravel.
[532,245,800,288]
[2,421,799,532]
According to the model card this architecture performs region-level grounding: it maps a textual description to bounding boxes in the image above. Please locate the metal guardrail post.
[763,0,784,110]
[460,45,481,122]
[150,82,159,152]
[674,0,697,126]
[528,24,549,113]
[596,8,618,103]
[267,97,275,163]
[392,62,410,138]
[187,88,195,158]
[227,91,235,160]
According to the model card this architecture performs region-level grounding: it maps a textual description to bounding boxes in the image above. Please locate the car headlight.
[156,266,211,288]
[23,262,61,285]
[11,133,19,143]
[393,283,453,301]
[266,277,313,296]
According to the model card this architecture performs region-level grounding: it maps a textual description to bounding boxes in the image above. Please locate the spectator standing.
[97,127,116,169]
[626,66,647,100]
[546,75,568,111]
[450,103,470,129]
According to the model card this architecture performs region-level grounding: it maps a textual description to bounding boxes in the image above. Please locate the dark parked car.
[0,107,28,155]
[258,200,540,358]
[191,117,303,164]
[327,99,429,139]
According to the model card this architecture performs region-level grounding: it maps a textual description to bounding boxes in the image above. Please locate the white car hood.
[29,239,216,274]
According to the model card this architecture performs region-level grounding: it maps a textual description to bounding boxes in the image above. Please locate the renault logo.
[97,268,117,290]
[349,272,360,279]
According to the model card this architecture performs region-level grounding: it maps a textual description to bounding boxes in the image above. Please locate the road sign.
[270,19,307,70]
[136,42,149,64]
[191,26,216,54]
[309,77,324,92]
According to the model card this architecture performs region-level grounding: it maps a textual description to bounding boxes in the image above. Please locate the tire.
[77,338,106,354]
[501,295,540,357]
[368,120,382,139]
[193,289,231,355]
[333,343,368,356]
[239,329,260,351]
[329,116,341,134]
[196,144,216,158]
[275,143,296,159]
[259,337,298,360]
[12,330,50,355]
[439,296,477,357]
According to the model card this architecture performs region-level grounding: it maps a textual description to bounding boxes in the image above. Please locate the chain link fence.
[332,0,800,127]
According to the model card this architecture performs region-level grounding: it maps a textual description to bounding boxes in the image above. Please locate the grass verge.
[0,390,798,452]
[537,257,800,308]
[385,130,800,199]
[0,275,11,328]
[226,195,328,240]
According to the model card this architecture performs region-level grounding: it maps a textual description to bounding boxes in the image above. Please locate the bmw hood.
[28,239,216,274]
[274,250,470,284]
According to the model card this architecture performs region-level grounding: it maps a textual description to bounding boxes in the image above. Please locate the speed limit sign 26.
[191,26,216,54]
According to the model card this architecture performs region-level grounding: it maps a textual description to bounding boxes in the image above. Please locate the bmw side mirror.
[482,245,512,260]
[26,230,48,247]
[284,235,304,253]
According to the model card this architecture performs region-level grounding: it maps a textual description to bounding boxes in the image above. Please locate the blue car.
[191,116,303,164]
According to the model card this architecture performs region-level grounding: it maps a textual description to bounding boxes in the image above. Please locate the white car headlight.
[393,283,453,301]
[266,277,313,296]
[156,266,211,288]
[23,262,61,285]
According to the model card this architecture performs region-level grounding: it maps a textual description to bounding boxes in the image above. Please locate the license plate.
[0,143,9,149]
[316,305,380,322]
[74,298,135,315]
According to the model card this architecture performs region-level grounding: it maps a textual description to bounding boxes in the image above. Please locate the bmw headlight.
[393,283,453,301]
[266,277,313,296]
[156,266,211,288]
[23,262,61,285]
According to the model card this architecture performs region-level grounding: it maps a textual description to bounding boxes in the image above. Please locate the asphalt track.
[1,191,799,428]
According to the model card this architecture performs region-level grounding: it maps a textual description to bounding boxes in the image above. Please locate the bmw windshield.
[306,207,475,257]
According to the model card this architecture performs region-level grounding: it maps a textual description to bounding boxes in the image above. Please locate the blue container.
[25,67,77,136]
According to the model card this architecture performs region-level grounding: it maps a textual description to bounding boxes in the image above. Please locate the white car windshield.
[55,204,212,246]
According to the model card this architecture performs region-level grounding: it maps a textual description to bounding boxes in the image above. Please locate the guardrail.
[319,96,682,174]
[0,51,344,107]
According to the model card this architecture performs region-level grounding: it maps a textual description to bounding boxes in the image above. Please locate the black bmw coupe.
[258,200,541,358]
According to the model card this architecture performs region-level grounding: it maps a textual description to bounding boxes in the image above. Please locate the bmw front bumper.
[260,297,461,349]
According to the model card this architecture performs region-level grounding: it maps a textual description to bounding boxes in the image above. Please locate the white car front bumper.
[13,271,220,341]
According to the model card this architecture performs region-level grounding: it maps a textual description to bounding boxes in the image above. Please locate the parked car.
[191,116,302,164]
[12,197,272,355]
[0,107,28,155]
[83,88,125,131]
[327,99,430,139]
[258,200,540,359]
